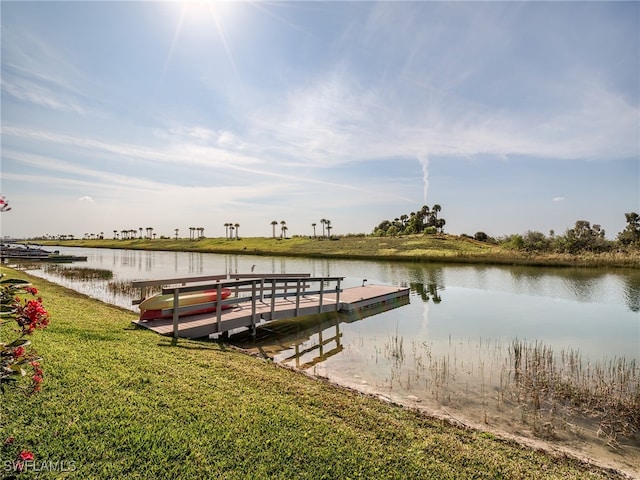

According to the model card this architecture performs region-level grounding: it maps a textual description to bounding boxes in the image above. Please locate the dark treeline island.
[26,208,640,268]
[374,206,640,255]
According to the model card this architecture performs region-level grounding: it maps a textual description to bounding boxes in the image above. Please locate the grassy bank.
[0,267,624,479]
[38,235,640,268]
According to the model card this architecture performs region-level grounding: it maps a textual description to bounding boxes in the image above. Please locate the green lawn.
[0,267,623,479]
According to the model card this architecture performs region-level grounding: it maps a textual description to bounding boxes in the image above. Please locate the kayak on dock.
[139,288,232,321]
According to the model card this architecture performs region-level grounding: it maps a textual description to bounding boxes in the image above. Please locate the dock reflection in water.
[229,297,411,370]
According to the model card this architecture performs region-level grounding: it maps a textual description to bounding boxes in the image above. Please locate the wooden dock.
[131,274,410,339]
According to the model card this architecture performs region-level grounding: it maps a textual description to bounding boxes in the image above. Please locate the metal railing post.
[216,283,222,333]
[295,279,301,316]
[270,280,276,318]
[172,288,180,338]
[251,280,257,336]
[318,280,324,314]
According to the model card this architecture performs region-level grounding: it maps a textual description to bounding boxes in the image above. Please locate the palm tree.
[174,228,179,240]
[139,227,143,239]
[419,205,429,233]
[271,220,278,239]
[224,223,230,239]
[229,225,235,239]
[436,218,446,234]
[312,223,317,238]
[280,221,286,239]
[113,230,118,240]
[234,223,240,240]
[282,225,288,238]
[326,220,332,238]
[320,218,327,238]
[431,204,441,220]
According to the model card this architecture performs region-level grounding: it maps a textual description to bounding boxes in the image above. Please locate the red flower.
[18,450,34,461]
[25,286,38,295]
[13,346,25,357]
[14,296,50,334]
[0,195,10,212]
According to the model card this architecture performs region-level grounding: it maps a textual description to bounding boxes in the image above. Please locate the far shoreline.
[32,234,640,269]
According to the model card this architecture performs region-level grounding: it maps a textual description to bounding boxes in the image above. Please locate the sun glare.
[181,0,217,23]
[162,0,238,79]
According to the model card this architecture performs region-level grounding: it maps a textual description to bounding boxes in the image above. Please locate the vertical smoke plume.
[417,151,429,203]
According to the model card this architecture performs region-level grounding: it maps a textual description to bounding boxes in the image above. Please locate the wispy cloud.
[1,78,87,114]
[2,1,637,238]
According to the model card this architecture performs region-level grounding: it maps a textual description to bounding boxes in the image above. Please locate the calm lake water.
[21,246,640,475]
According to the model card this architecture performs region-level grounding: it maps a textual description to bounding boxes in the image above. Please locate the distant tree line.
[472,212,640,253]
[373,204,445,236]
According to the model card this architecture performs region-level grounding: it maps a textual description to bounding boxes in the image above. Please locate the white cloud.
[552,197,565,202]
[78,196,94,202]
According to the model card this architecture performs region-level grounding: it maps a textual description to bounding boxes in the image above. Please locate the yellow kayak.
[139,288,232,317]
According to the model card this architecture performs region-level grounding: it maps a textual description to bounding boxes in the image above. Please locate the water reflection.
[231,298,411,370]
[409,283,442,303]
[622,272,640,312]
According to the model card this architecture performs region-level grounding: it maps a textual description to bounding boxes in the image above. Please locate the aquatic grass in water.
[378,335,639,448]
[43,264,114,280]
[504,339,639,446]
[106,279,161,297]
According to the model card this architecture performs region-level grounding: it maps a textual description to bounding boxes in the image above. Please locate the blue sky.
[1,1,638,239]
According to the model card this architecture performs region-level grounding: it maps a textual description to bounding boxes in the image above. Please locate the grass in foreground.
[0,267,624,479]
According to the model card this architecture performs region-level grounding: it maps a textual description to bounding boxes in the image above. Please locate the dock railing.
[131,274,343,338]
[130,273,311,305]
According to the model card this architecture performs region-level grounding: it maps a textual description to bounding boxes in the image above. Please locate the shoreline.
[33,236,640,269]
[231,341,639,479]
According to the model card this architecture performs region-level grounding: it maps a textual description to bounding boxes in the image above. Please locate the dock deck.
[131,276,409,339]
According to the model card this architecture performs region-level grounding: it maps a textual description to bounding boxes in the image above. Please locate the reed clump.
[508,339,640,446]
[106,279,161,297]
[43,264,113,280]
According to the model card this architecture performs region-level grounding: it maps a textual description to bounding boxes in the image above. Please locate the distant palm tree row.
[111,228,157,240]
[374,204,445,236]
[269,219,333,239]
[224,223,240,240]
[58,218,335,242]
[106,227,205,240]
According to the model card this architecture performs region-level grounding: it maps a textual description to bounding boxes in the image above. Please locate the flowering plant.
[0,195,11,212]
[1,196,46,476]
[1,275,49,394]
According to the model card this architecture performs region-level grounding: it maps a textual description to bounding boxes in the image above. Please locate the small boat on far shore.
[0,244,88,263]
